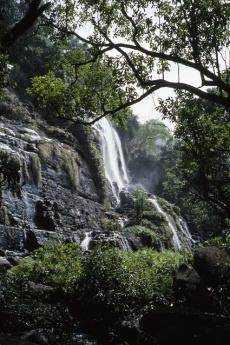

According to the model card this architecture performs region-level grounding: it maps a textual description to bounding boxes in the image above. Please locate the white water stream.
[94,118,129,203]
[149,197,182,250]
[80,232,92,251]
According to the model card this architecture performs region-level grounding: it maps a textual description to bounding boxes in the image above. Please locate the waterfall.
[94,117,193,251]
[149,197,193,250]
[80,232,92,251]
[120,234,131,251]
[94,118,129,203]
[149,197,181,250]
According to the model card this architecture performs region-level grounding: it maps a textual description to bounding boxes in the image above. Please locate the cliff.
[0,93,104,252]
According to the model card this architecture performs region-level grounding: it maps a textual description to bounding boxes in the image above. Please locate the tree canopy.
[0,0,229,122]
[158,94,230,235]
[45,0,230,114]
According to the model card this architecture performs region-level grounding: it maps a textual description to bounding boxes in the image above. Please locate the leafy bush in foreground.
[10,244,187,313]
[10,243,83,291]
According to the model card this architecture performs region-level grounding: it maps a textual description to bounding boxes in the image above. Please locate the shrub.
[0,274,73,334]
[132,187,149,221]
[125,225,159,248]
[99,217,121,232]
[203,235,230,248]
[9,244,188,314]
[80,247,186,312]
[142,210,166,225]
[10,243,83,292]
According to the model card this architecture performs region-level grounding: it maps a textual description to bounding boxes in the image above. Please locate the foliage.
[10,243,83,292]
[44,0,230,110]
[142,210,167,225]
[28,48,131,123]
[158,95,230,233]
[0,273,73,334]
[132,187,149,221]
[0,53,8,99]
[99,217,121,232]
[2,0,229,120]
[127,119,172,160]
[125,225,159,248]
[9,243,187,313]
[0,150,21,202]
[157,197,181,218]
[203,235,230,248]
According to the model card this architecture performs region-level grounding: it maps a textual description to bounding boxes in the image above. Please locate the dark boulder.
[21,330,49,345]
[174,264,201,299]
[34,200,56,232]
[0,335,38,345]
[0,311,29,333]
[119,191,134,212]
[0,256,12,271]
[114,320,142,344]
[193,246,230,286]
[140,307,230,345]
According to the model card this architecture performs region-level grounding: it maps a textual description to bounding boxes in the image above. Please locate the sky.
[132,64,201,131]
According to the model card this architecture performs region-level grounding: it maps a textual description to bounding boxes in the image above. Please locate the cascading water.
[94,118,129,203]
[80,232,92,251]
[149,197,182,250]
[149,196,193,250]
[92,117,193,252]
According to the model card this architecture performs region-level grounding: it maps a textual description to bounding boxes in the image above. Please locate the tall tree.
[160,93,230,219]
[40,0,230,121]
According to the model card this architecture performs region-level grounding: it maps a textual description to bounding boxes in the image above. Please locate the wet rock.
[140,307,230,345]
[6,255,21,266]
[0,225,24,251]
[34,200,56,231]
[174,264,201,298]
[128,155,164,194]
[119,191,134,212]
[89,230,130,250]
[194,246,230,286]
[0,99,103,251]
[0,248,6,256]
[21,330,49,345]
[25,229,61,252]
[123,231,143,251]
[0,256,12,271]
[0,335,36,345]
[28,282,56,300]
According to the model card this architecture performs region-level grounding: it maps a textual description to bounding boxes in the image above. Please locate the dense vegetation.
[1,243,187,317]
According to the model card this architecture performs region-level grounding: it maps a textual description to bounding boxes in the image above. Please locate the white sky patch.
[133,64,201,131]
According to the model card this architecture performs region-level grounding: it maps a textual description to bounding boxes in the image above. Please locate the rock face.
[0,95,104,251]
[140,307,230,345]
[119,191,134,212]
[174,264,201,295]
[193,246,230,286]
[0,256,12,271]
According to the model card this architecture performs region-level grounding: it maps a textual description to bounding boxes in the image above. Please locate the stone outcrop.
[0,256,12,271]
[0,95,104,251]
[193,246,230,286]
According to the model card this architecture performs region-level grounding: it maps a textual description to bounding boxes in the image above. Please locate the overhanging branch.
[1,0,51,50]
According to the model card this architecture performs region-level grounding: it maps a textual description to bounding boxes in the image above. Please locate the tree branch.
[1,0,51,50]
[57,85,161,126]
